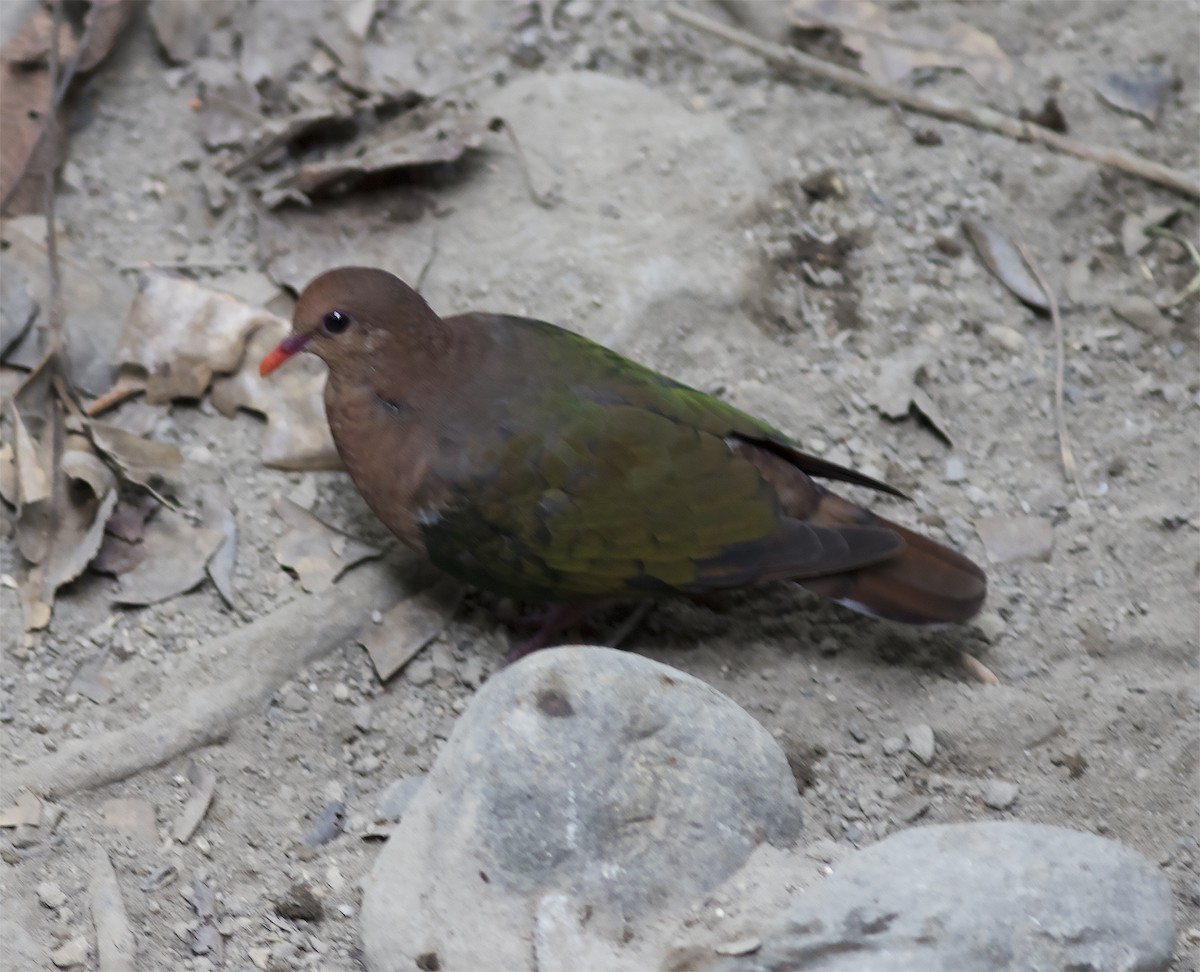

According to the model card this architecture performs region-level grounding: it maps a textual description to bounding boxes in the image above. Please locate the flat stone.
[718,822,1175,972]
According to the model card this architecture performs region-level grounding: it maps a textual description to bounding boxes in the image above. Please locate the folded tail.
[800,495,987,624]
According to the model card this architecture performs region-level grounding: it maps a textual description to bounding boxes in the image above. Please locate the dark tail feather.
[801,501,987,624]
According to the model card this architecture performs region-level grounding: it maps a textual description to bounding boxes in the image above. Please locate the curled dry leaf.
[87,420,183,493]
[791,0,1012,88]
[116,272,276,403]
[273,498,382,594]
[357,578,462,681]
[114,509,224,606]
[258,106,494,208]
[963,219,1049,311]
[210,317,340,470]
[18,436,119,631]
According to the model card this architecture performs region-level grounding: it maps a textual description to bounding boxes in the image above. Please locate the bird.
[261,267,986,658]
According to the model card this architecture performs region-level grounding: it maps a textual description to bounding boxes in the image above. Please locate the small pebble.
[50,936,88,968]
[984,780,1020,810]
[37,881,67,909]
[906,724,936,765]
[332,683,351,703]
[275,881,324,923]
[944,457,967,483]
[882,736,906,757]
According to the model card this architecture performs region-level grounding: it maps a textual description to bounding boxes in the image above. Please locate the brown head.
[260,267,447,380]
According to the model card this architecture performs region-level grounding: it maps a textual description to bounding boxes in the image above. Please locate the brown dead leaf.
[87,420,183,492]
[357,579,462,681]
[17,431,118,630]
[0,8,75,215]
[75,0,135,73]
[210,317,340,470]
[114,509,223,606]
[258,106,493,208]
[964,219,1050,311]
[791,0,1011,88]
[116,272,277,403]
[12,407,50,504]
[273,498,381,593]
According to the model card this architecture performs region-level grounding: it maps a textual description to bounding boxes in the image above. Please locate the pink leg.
[504,601,609,664]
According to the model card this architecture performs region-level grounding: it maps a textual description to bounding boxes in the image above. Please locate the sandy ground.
[1,1,1197,970]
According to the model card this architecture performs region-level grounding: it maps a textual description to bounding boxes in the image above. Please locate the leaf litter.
[790,0,1012,88]
[273,498,382,594]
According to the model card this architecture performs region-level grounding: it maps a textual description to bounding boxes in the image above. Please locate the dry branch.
[4,561,404,800]
[667,5,1200,200]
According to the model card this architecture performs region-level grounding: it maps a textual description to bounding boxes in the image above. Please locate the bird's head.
[260,267,444,379]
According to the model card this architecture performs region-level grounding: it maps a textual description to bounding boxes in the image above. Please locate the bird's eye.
[323,310,353,334]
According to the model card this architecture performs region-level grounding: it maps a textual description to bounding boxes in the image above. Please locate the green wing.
[420,315,899,601]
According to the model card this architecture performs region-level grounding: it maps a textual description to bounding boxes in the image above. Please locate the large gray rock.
[719,821,1175,972]
[361,646,802,971]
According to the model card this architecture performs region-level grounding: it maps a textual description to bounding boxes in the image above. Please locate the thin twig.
[415,226,440,294]
[1145,226,1200,307]
[1014,240,1082,497]
[960,650,999,686]
[666,5,1200,200]
[493,119,556,209]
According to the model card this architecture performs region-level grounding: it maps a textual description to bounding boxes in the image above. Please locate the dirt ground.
[1,1,1198,970]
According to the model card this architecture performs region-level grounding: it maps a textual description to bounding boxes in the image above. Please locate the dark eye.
[323,310,353,334]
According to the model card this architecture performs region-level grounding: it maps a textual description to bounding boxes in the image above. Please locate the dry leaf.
[199,484,240,611]
[0,8,75,215]
[964,219,1050,311]
[0,262,39,360]
[273,498,381,593]
[1,216,129,393]
[75,0,135,73]
[975,515,1055,565]
[357,579,461,681]
[116,272,276,403]
[114,509,224,606]
[258,107,493,207]
[866,350,952,443]
[791,0,1011,88]
[18,434,118,630]
[1095,68,1172,125]
[12,408,50,504]
[1120,204,1178,257]
[0,441,17,505]
[210,317,340,470]
[87,421,183,492]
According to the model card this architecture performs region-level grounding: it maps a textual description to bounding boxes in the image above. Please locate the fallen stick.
[666,5,1200,200]
[4,560,403,800]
